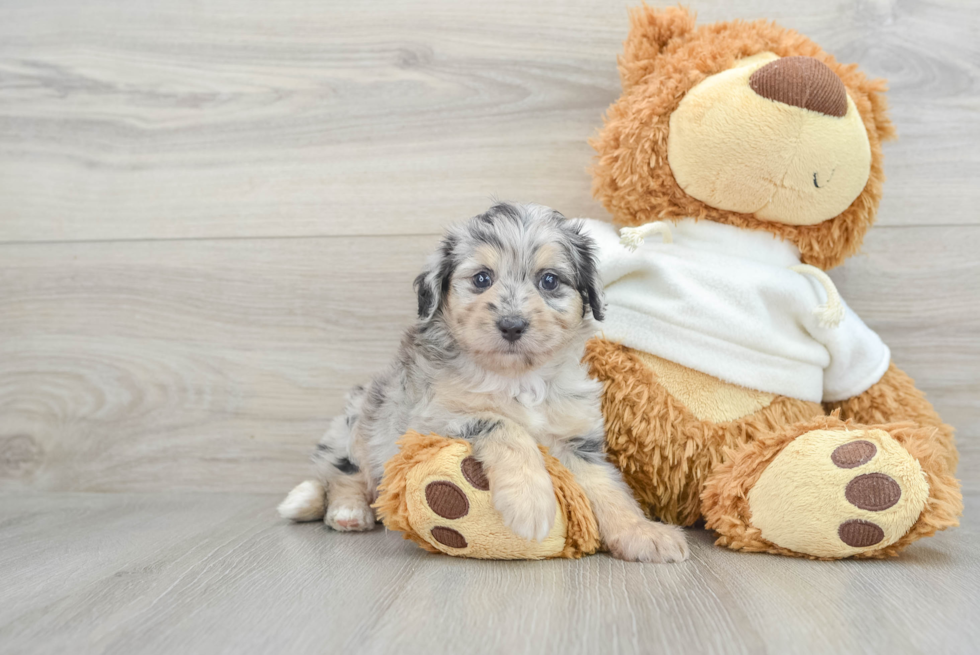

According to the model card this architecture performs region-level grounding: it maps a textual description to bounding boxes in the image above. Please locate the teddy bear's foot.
[412,448,570,558]
[374,432,602,559]
[702,416,945,559]
[746,427,929,557]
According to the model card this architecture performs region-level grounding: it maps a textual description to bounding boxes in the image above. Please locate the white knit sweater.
[581,218,891,403]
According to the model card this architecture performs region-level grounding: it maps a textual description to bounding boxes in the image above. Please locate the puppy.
[279,202,688,562]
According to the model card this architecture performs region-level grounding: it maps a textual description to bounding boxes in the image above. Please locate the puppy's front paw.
[605,520,689,563]
[325,502,377,532]
[488,463,557,542]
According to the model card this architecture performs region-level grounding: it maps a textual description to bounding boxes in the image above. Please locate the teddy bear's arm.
[824,362,957,473]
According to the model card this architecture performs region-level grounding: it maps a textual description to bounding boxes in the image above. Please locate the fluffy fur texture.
[580,4,960,560]
[374,432,601,559]
[281,202,688,562]
[701,414,961,559]
[585,338,822,526]
[590,5,895,270]
[585,337,962,557]
[828,363,959,473]
[744,426,929,558]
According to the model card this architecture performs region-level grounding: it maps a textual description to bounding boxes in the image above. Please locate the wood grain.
[0,1,978,651]
[0,491,977,655]
[0,235,434,492]
[0,0,977,244]
[0,226,977,493]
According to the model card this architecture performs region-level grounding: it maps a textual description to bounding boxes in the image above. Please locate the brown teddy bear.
[583,5,961,559]
[376,5,962,560]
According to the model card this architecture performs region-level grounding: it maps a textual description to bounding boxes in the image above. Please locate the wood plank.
[0,492,429,654]
[0,226,977,493]
[0,1,976,651]
[0,491,976,655]
[0,234,436,492]
[0,0,977,244]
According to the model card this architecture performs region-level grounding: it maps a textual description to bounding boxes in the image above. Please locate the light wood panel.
[1,226,977,493]
[1,1,978,652]
[0,235,434,492]
[0,491,976,655]
[1,0,977,244]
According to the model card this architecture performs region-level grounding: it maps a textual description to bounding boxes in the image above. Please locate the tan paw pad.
[405,441,567,559]
[748,428,929,558]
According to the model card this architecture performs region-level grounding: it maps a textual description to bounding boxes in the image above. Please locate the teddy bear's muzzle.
[665,51,872,227]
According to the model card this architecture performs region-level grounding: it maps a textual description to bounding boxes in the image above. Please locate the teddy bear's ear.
[618,4,696,90]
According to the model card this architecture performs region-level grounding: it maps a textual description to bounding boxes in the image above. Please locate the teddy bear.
[375,5,962,560]
[581,5,961,559]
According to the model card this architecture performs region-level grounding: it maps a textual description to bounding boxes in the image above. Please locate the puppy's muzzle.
[497,316,529,342]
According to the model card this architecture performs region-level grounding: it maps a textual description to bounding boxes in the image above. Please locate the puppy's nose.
[497,316,529,342]
[749,56,847,117]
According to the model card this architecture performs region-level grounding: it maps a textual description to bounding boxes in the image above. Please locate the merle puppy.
[279,202,688,562]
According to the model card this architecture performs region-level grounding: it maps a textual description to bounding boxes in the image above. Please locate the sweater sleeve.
[807,296,892,402]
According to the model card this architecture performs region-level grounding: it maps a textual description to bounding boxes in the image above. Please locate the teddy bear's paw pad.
[425,481,470,519]
[405,442,567,559]
[430,526,468,549]
[747,428,929,558]
[837,519,884,548]
[831,440,877,468]
[844,472,902,511]
[461,456,490,490]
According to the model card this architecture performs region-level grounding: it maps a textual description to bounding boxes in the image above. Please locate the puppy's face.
[415,203,604,376]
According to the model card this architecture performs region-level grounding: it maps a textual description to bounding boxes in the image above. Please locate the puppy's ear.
[564,220,605,322]
[414,235,457,322]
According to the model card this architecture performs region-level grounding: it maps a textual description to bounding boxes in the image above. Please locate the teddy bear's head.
[591,6,895,269]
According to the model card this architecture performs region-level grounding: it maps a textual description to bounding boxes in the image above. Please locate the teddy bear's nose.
[749,56,848,118]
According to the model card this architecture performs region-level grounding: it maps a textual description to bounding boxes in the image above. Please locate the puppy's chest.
[431,364,602,440]
[453,389,597,441]
[505,398,566,434]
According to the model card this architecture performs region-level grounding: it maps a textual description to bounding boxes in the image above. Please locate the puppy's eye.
[473,271,493,289]
[540,273,559,291]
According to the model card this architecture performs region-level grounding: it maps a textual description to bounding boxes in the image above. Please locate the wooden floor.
[1,490,977,655]
[1,0,978,653]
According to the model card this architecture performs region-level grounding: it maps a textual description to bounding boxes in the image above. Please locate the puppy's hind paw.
[278,480,326,522]
[606,520,689,563]
[490,467,558,542]
[325,502,377,532]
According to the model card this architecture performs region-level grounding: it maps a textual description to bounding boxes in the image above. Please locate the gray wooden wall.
[2,0,977,495]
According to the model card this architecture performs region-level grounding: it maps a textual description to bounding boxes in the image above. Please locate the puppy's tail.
[278,480,326,521]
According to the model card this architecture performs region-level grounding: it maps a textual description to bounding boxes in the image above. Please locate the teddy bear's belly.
[585,338,824,525]
[632,351,776,422]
